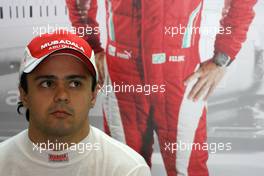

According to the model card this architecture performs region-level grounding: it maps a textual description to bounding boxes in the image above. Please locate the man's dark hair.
[17,73,97,121]
[17,73,29,121]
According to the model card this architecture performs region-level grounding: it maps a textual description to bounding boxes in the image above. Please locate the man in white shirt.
[0,31,151,176]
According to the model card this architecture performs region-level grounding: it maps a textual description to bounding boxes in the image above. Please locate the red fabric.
[66,0,256,175]
[215,0,257,59]
[66,0,103,54]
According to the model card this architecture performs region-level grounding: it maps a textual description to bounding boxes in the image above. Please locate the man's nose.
[54,85,70,103]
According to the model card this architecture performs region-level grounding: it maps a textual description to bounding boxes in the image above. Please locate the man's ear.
[19,86,28,108]
[90,84,99,108]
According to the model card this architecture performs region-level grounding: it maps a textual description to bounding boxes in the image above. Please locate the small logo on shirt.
[48,153,69,162]
[169,55,185,62]
[152,53,166,64]
[116,50,132,59]
[108,44,116,56]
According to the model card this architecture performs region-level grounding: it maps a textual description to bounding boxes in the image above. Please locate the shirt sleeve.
[126,165,151,176]
[66,0,104,54]
[214,0,257,60]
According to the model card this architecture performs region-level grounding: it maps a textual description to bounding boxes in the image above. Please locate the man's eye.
[40,81,53,88]
[69,81,81,88]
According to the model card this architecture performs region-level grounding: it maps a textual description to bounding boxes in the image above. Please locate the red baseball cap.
[19,30,98,82]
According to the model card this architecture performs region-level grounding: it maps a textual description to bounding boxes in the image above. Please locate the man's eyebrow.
[65,75,88,80]
[33,75,89,81]
[34,75,57,81]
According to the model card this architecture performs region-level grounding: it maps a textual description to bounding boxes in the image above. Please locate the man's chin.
[43,125,76,137]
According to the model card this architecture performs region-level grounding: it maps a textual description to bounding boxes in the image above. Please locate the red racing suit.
[66,0,256,175]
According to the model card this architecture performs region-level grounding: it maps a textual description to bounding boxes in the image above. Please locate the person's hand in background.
[76,0,90,22]
[184,59,227,102]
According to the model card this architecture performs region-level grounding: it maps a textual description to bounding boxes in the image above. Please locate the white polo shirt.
[0,126,151,176]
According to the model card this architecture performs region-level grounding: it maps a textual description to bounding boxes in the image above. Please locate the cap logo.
[41,40,85,52]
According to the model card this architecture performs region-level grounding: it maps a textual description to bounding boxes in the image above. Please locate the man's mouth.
[50,110,72,118]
